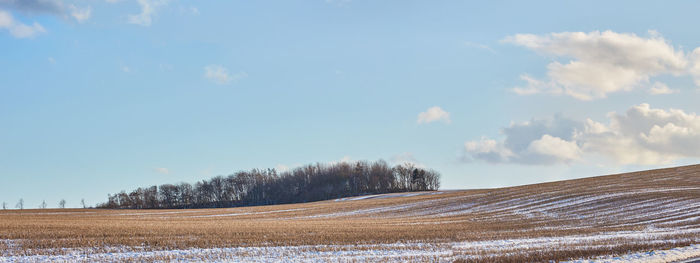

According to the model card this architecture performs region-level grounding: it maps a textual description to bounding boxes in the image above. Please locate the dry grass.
[1,164,699,262]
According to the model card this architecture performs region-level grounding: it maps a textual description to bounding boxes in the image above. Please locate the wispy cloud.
[390,152,425,168]
[69,4,91,23]
[0,0,92,38]
[0,0,91,22]
[275,164,290,172]
[648,82,679,95]
[178,5,198,15]
[464,41,496,54]
[204,65,247,85]
[128,0,167,26]
[328,156,353,165]
[0,9,46,38]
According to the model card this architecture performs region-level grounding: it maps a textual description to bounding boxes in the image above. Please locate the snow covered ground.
[566,244,700,263]
[2,229,698,262]
[333,191,443,202]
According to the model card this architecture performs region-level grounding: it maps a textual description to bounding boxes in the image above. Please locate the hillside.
[1,165,699,262]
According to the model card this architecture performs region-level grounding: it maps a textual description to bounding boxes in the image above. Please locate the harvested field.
[1,164,699,262]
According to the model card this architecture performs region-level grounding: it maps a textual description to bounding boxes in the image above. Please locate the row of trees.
[1,199,87,210]
[98,160,441,209]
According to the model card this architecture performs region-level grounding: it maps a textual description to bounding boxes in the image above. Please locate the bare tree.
[16,198,23,210]
[59,199,66,209]
[39,200,47,209]
[2,202,6,210]
[81,198,86,209]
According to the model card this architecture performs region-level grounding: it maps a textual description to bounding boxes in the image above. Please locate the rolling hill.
[1,164,699,262]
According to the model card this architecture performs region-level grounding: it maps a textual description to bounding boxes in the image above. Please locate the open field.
[1,165,700,262]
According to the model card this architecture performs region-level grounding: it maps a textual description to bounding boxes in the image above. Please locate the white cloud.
[338,155,352,163]
[689,48,700,87]
[464,41,496,54]
[463,116,581,165]
[47,57,55,64]
[176,5,198,15]
[128,0,166,26]
[204,65,247,85]
[69,4,91,23]
[464,138,514,163]
[505,30,688,100]
[326,156,353,166]
[121,66,131,73]
[464,104,700,166]
[275,164,289,172]
[154,167,169,174]
[527,134,581,163]
[648,82,678,95]
[0,9,45,38]
[390,152,425,168]
[596,103,700,162]
[417,106,451,124]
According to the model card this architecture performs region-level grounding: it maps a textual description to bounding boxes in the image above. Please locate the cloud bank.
[505,30,700,100]
[464,104,700,165]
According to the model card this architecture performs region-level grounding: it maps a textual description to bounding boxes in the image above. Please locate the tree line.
[97,160,440,209]
[2,198,88,210]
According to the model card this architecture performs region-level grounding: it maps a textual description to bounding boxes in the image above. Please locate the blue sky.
[2,0,700,208]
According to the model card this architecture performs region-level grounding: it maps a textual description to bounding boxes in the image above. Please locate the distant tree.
[177,183,194,208]
[144,186,158,208]
[59,199,66,209]
[2,202,6,210]
[16,199,23,210]
[81,198,87,209]
[393,163,414,191]
[39,200,47,209]
[412,168,426,190]
[159,184,178,208]
[129,188,144,209]
[425,169,441,190]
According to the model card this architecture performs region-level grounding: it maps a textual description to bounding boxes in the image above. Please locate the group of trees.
[98,160,441,209]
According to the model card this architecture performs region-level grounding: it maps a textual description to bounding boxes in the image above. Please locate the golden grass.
[1,164,699,262]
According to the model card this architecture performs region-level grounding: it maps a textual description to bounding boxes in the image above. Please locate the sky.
[2,0,700,208]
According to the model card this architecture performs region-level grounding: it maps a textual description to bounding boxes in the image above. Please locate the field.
[1,165,700,262]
